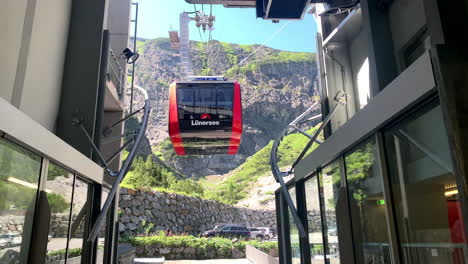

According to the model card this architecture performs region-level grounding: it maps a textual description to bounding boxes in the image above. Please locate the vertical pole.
[296,180,311,264]
[376,133,401,264]
[130,2,138,113]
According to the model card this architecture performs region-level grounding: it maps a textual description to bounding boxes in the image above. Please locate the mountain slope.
[133,38,319,178]
[199,125,322,205]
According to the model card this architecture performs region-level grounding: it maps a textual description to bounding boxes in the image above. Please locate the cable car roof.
[185,76,226,81]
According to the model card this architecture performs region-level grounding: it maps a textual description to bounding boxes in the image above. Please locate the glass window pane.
[320,161,342,263]
[96,189,109,264]
[288,187,301,264]
[44,163,74,263]
[176,84,233,120]
[345,139,391,263]
[385,104,467,263]
[304,177,325,263]
[0,138,41,262]
[68,177,90,261]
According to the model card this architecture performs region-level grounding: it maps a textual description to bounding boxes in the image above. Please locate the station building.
[274,0,468,263]
[1,0,135,262]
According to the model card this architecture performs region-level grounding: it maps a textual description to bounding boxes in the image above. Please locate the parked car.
[327,226,337,236]
[247,227,265,241]
[0,233,22,248]
[202,224,250,239]
[256,227,275,240]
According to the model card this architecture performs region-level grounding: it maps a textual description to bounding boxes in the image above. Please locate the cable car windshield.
[176,83,234,121]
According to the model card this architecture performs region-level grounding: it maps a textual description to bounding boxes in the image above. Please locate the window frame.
[288,94,465,264]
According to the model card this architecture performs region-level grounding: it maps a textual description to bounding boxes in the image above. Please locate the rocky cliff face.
[133,38,318,178]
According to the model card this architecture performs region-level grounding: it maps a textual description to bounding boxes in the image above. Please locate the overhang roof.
[184,0,256,8]
[185,0,312,20]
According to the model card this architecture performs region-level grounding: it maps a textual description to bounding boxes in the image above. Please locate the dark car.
[202,224,250,239]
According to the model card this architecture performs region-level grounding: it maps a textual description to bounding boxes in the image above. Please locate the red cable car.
[168,76,242,155]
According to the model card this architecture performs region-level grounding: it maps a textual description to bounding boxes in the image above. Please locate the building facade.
[275,0,468,264]
[1,0,135,263]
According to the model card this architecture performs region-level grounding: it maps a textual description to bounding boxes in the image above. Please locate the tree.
[123,155,176,189]
[169,179,204,197]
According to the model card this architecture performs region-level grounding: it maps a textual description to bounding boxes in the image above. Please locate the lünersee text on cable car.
[168,76,242,155]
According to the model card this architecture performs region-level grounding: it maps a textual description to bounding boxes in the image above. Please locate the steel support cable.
[101,131,137,145]
[238,20,292,66]
[102,106,145,137]
[88,88,151,242]
[105,137,135,164]
[270,92,346,239]
[289,93,345,172]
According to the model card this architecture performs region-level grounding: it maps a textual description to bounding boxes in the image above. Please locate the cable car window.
[176,84,234,120]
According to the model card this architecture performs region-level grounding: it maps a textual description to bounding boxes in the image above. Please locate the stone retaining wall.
[0,214,84,238]
[118,188,276,237]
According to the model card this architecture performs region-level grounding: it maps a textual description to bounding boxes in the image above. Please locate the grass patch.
[205,124,322,204]
[259,196,274,204]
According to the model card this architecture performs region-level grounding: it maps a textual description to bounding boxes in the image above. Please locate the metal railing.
[270,91,347,239]
[401,243,468,263]
[107,48,126,97]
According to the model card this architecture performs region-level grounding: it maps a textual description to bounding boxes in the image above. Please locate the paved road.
[166,259,253,264]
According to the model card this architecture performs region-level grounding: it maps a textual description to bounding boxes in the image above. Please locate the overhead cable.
[238,20,292,66]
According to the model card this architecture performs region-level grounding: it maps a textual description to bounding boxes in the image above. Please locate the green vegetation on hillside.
[225,49,315,78]
[203,124,322,204]
[220,42,239,67]
[136,39,146,54]
[142,124,322,204]
[121,155,205,198]
[196,42,213,75]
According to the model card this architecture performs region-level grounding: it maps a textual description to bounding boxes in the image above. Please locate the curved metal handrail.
[88,93,151,242]
[270,91,346,239]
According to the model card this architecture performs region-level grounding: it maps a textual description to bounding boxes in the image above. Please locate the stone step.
[133,257,165,264]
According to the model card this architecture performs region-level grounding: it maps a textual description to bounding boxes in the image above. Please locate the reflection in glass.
[288,187,301,264]
[304,177,325,263]
[0,138,41,263]
[345,139,391,263]
[385,104,467,263]
[68,177,90,261]
[96,190,109,264]
[45,163,74,263]
[177,84,234,120]
[320,161,342,263]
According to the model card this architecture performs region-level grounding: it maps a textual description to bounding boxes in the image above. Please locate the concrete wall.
[348,26,370,110]
[0,0,71,131]
[324,47,358,132]
[107,0,132,74]
[20,0,72,131]
[0,0,28,103]
[388,0,426,68]
[246,244,279,264]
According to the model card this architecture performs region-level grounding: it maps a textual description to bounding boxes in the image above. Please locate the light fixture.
[122,48,139,64]
[445,189,459,197]
[445,184,459,197]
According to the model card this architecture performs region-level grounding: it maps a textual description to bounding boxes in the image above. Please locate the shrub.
[169,179,204,197]
[128,234,278,259]
[121,155,177,189]
[47,192,69,213]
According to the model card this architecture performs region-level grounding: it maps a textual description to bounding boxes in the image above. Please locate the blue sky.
[132,0,317,52]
